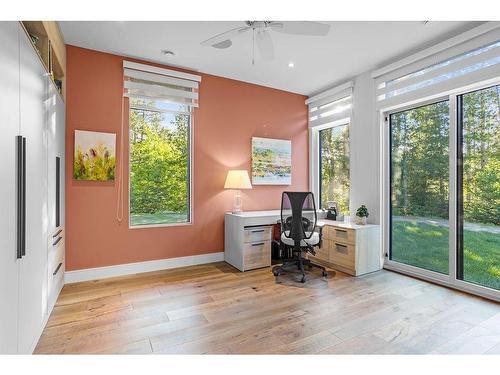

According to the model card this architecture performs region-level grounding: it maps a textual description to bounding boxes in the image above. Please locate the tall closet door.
[0,21,21,354]
[46,85,66,233]
[46,81,59,249]
[47,80,65,308]
[56,95,65,227]
[18,24,49,354]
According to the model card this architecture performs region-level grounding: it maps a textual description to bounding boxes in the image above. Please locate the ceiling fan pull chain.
[252,28,255,65]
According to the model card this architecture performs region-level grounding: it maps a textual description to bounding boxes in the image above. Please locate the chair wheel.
[273,271,280,277]
[300,277,306,283]
[322,271,328,277]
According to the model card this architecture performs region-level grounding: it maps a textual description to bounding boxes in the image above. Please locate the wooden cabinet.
[310,221,381,276]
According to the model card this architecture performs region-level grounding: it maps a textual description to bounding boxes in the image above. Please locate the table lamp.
[224,170,252,213]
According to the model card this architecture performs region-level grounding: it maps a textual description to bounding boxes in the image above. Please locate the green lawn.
[130,211,189,226]
[392,220,500,290]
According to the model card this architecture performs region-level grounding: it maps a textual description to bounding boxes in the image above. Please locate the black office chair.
[272,191,328,283]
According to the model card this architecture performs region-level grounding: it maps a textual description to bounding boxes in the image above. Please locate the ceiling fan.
[200,21,331,64]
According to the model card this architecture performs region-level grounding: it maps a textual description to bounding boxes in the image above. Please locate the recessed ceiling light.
[288,62,294,68]
[161,50,175,57]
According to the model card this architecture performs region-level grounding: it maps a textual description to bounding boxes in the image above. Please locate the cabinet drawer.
[327,226,356,244]
[243,241,271,270]
[48,256,64,308]
[48,241,64,279]
[329,241,355,268]
[243,226,272,243]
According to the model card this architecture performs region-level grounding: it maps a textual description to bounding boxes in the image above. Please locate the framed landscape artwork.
[74,130,116,181]
[251,137,292,185]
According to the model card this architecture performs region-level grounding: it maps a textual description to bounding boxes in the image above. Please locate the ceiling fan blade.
[256,30,274,61]
[201,26,249,47]
[212,40,232,49]
[270,21,330,36]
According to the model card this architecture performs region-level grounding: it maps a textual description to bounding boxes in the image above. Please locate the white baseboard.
[64,251,224,284]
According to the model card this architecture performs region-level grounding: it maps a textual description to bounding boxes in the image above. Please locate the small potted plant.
[355,204,369,225]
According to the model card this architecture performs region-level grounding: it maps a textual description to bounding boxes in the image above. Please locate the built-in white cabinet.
[0,21,65,354]
[47,78,66,311]
[0,21,22,355]
[17,22,50,354]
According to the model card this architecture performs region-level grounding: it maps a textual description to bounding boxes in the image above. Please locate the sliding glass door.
[457,84,500,291]
[387,83,500,297]
[389,101,450,274]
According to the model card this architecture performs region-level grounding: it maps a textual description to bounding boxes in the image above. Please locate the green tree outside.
[129,101,190,225]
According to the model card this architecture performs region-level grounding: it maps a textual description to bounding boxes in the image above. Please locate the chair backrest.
[281,192,317,242]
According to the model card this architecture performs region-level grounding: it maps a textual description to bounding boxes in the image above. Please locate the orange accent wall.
[65,45,308,271]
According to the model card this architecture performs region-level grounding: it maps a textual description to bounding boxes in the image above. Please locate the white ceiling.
[59,21,482,95]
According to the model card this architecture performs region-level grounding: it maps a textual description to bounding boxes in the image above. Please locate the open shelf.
[21,21,66,100]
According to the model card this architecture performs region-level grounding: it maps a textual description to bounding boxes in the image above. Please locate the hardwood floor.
[34,262,500,354]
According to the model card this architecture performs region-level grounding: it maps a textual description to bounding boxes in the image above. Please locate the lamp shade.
[224,170,252,189]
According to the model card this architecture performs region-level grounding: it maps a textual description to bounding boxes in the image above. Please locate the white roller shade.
[374,23,500,110]
[123,61,201,109]
[306,81,353,128]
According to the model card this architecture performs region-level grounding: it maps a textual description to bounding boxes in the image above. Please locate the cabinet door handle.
[53,262,62,276]
[16,136,23,259]
[251,229,265,233]
[53,236,62,247]
[21,137,26,257]
[52,229,62,238]
[251,242,265,247]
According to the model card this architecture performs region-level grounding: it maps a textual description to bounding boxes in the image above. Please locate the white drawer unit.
[225,212,278,272]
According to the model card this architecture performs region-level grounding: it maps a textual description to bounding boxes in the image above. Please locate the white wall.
[349,71,380,224]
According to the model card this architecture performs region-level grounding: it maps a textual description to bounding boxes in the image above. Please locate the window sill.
[129,221,192,229]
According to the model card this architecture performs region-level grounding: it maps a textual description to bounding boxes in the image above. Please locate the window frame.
[309,117,351,211]
[387,98,451,274]
[128,101,194,229]
[381,76,500,302]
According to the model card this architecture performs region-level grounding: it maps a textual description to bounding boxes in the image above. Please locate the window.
[378,33,500,298]
[122,61,199,227]
[389,101,450,274]
[129,99,191,226]
[319,124,350,212]
[458,84,500,291]
[307,81,352,211]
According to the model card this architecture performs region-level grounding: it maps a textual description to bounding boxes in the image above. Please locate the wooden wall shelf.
[21,21,66,101]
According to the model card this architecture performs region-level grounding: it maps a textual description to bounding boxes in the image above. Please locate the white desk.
[224,210,325,272]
